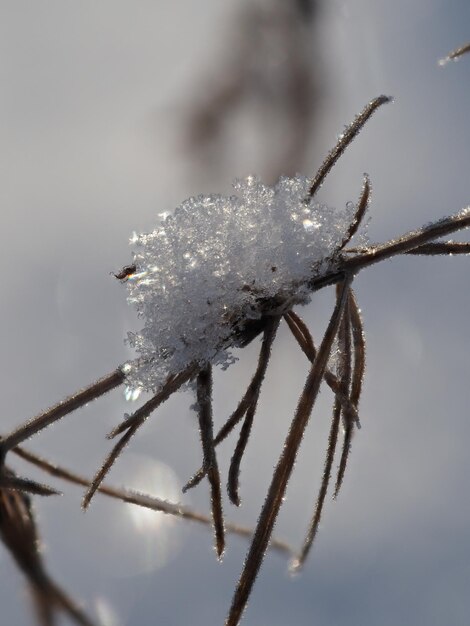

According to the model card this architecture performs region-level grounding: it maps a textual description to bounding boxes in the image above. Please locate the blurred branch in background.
[184,0,324,184]
[0,471,97,626]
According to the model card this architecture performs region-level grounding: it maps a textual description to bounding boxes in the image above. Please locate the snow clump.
[125,175,356,393]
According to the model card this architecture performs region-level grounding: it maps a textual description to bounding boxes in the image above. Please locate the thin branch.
[226,402,257,507]
[84,366,198,508]
[310,207,470,292]
[283,311,359,423]
[334,425,353,500]
[0,473,61,497]
[405,241,470,255]
[339,292,352,429]
[227,317,280,506]
[0,368,125,458]
[12,446,294,558]
[341,208,470,269]
[307,96,391,200]
[344,241,470,256]
[439,41,470,66]
[0,480,97,626]
[348,289,366,410]
[291,285,351,571]
[225,276,352,626]
[82,424,136,510]
[184,322,279,493]
[108,365,197,438]
[283,310,315,357]
[339,173,371,250]
[334,289,366,499]
[195,366,225,559]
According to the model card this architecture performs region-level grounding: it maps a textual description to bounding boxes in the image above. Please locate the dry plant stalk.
[439,41,470,65]
[0,95,469,626]
[184,0,321,183]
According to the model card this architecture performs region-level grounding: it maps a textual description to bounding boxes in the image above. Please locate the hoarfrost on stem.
[125,175,357,392]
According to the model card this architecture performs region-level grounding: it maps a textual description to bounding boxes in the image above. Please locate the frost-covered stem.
[0,472,61,497]
[339,291,352,430]
[334,424,353,499]
[439,41,470,65]
[343,208,470,269]
[333,290,365,498]
[82,367,198,507]
[196,366,225,558]
[12,446,293,558]
[283,311,359,423]
[348,290,366,411]
[83,368,196,508]
[227,316,280,506]
[311,207,470,292]
[345,241,470,256]
[292,285,352,571]
[339,174,371,250]
[405,241,470,255]
[82,423,136,510]
[0,368,125,462]
[108,365,197,438]
[226,401,257,507]
[184,325,279,493]
[225,277,352,626]
[0,479,98,626]
[307,96,391,199]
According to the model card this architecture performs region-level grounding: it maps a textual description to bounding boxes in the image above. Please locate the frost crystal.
[125,175,356,392]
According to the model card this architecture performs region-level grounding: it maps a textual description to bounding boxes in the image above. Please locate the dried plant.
[184,0,322,183]
[439,41,470,65]
[0,470,96,626]
[1,89,469,626]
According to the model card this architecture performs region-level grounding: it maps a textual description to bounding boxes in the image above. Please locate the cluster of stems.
[0,95,469,626]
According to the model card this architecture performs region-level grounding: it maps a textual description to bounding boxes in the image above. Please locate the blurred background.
[1,0,470,624]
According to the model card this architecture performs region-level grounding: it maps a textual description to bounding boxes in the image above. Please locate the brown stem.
[284,311,359,423]
[227,317,280,506]
[184,322,279,493]
[225,276,352,626]
[292,286,352,570]
[195,366,225,558]
[307,96,391,199]
[108,365,197,438]
[12,446,294,558]
[310,207,470,292]
[339,174,371,250]
[0,368,125,457]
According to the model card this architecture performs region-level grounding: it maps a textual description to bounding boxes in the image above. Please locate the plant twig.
[12,446,294,558]
[439,41,470,65]
[345,241,470,256]
[0,474,97,626]
[108,365,197,438]
[339,174,371,250]
[225,276,352,626]
[184,324,279,493]
[291,285,353,571]
[227,316,280,506]
[83,366,198,509]
[0,368,125,460]
[283,311,359,422]
[195,366,225,558]
[0,472,61,497]
[310,207,470,292]
[307,96,391,200]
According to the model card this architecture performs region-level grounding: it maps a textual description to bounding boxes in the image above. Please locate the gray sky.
[1,1,470,625]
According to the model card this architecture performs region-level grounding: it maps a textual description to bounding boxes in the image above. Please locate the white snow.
[124,175,357,392]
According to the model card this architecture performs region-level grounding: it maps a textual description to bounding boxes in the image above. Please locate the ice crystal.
[125,175,356,392]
